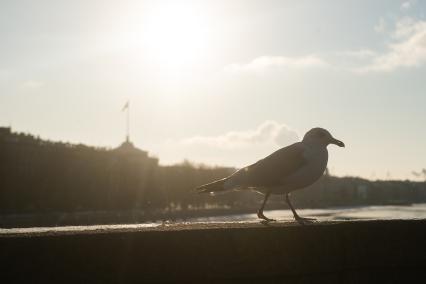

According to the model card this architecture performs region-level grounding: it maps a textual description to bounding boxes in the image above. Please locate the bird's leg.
[285,193,315,225]
[257,192,275,222]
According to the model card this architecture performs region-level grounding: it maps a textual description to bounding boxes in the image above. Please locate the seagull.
[196,127,345,224]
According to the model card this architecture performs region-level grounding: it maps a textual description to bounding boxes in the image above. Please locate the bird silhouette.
[196,127,345,224]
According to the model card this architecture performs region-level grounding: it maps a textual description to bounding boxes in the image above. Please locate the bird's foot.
[257,211,275,222]
[295,216,316,225]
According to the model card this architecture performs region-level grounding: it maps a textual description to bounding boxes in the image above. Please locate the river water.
[190,203,426,222]
[1,203,426,235]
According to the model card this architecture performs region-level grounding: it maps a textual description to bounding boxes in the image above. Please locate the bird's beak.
[330,137,345,147]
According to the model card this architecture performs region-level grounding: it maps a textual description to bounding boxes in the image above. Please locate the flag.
[122,101,129,112]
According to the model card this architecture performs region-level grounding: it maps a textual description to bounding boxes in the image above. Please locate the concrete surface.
[1,220,426,283]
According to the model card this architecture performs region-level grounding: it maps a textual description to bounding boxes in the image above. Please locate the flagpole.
[126,102,130,143]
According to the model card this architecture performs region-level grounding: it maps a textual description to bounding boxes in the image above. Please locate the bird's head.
[303,128,345,148]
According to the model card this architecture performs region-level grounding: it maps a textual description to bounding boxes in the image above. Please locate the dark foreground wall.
[1,220,426,283]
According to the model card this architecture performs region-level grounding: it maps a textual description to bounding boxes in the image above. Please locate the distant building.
[114,140,149,158]
[113,135,159,165]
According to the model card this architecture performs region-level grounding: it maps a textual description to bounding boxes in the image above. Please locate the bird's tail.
[196,178,228,194]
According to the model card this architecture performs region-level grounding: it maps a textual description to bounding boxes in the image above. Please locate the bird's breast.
[280,147,328,190]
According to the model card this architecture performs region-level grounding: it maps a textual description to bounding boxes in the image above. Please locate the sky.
[1,0,426,180]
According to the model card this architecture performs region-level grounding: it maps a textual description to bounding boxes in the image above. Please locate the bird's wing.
[229,142,307,188]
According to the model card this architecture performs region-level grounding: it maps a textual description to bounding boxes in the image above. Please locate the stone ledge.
[1,220,426,283]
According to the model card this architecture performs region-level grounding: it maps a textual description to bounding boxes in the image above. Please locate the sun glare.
[143,3,210,73]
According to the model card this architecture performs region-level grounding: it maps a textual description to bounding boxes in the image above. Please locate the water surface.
[2,203,426,235]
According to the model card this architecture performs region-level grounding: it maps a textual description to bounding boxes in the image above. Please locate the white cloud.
[357,18,426,73]
[226,18,426,75]
[401,2,411,10]
[183,121,299,149]
[339,49,376,59]
[156,121,300,167]
[393,17,420,39]
[224,55,328,74]
[401,1,416,11]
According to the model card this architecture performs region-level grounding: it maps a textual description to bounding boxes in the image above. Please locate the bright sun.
[143,3,210,73]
